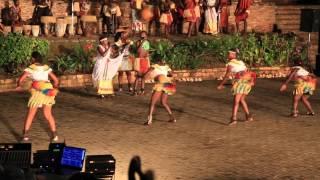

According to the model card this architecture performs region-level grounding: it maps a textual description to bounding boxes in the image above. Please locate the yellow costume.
[151,64,176,95]
[24,64,58,108]
[293,66,317,95]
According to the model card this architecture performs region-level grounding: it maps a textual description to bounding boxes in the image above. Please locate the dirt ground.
[0,79,320,180]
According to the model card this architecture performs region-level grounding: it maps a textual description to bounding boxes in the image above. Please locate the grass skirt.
[232,79,252,95]
[28,81,57,108]
[153,75,176,95]
[293,78,316,95]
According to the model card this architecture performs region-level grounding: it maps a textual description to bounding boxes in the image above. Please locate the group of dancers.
[12,30,317,142]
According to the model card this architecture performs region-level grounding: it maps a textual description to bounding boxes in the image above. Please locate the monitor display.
[60,146,86,169]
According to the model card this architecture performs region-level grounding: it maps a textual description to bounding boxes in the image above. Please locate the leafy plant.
[0,33,49,73]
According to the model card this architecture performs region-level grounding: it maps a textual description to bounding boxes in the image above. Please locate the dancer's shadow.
[59,87,97,98]
[0,114,21,142]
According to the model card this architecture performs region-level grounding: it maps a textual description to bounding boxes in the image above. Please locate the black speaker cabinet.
[0,143,31,169]
[85,155,116,179]
[300,9,320,32]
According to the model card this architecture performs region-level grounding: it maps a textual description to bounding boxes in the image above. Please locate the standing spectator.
[31,0,52,35]
[131,0,144,33]
[183,0,197,37]
[234,0,252,33]
[1,1,12,26]
[10,0,23,26]
[218,0,230,33]
[159,0,173,37]
[148,0,161,36]
[203,0,218,35]
[101,0,111,34]
[76,0,90,35]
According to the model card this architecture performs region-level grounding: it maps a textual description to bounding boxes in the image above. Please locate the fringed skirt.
[293,78,316,95]
[232,79,252,95]
[160,12,173,25]
[118,56,134,71]
[153,75,176,95]
[28,81,58,108]
[97,79,114,95]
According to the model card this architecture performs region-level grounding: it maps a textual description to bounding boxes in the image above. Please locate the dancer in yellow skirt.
[17,52,59,141]
[143,56,176,125]
[217,50,256,125]
[280,58,316,117]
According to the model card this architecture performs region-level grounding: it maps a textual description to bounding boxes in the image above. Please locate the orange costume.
[234,0,252,23]
[183,0,197,22]
[219,0,229,29]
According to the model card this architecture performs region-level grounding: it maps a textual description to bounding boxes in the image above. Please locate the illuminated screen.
[60,146,86,169]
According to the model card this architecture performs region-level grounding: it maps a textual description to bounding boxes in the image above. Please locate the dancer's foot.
[118,88,123,92]
[144,116,152,126]
[51,132,59,142]
[139,89,145,95]
[21,130,29,141]
[168,114,176,123]
[306,111,315,116]
[291,111,298,118]
[229,117,237,126]
[245,113,254,122]
[100,95,105,99]
[129,87,134,92]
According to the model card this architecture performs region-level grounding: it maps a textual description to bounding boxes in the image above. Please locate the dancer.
[280,58,317,117]
[217,50,256,125]
[133,31,151,95]
[17,52,59,141]
[92,36,110,98]
[144,55,176,125]
[115,30,134,92]
[93,44,125,98]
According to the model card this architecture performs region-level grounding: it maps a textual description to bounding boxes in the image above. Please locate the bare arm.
[280,69,297,92]
[98,46,107,56]
[217,66,231,89]
[17,72,29,87]
[49,72,59,88]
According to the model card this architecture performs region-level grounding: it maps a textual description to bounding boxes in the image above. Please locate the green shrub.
[0,33,49,74]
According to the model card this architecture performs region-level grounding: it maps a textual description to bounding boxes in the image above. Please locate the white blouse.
[24,64,52,81]
[294,66,309,77]
[227,59,247,73]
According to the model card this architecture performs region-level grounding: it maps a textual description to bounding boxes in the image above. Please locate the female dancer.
[280,58,316,117]
[144,56,176,125]
[17,51,59,141]
[92,36,110,98]
[217,50,256,125]
[133,31,151,95]
[115,30,134,92]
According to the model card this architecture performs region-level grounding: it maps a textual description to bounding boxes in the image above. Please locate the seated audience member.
[10,0,23,26]
[31,0,52,34]
[102,0,122,34]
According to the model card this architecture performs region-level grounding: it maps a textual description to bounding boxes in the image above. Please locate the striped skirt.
[153,75,176,95]
[28,81,57,108]
[232,79,252,95]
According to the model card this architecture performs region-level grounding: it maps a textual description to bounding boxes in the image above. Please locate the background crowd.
[0,0,253,37]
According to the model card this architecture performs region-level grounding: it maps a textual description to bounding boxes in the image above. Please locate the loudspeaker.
[0,143,31,169]
[300,9,320,32]
[85,155,115,179]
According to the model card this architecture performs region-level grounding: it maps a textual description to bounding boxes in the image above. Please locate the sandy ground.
[0,79,320,180]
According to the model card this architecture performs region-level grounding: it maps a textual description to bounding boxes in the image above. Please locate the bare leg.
[244,20,247,33]
[161,93,176,122]
[133,72,141,95]
[126,71,133,91]
[188,22,194,37]
[23,107,38,139]
[140,74,146,95]
[145,91,162,125]
[292,94,302,117]
[236,22,240,33]
[240,95,253,121]
[231,94,242,125]
[43,105,58,141]
[118,71,123,91]
[301,95,314,114]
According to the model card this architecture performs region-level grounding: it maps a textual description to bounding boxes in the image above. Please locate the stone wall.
[0,67,291,92]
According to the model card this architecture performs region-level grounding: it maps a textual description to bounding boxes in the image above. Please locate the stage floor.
[0,79,320,179]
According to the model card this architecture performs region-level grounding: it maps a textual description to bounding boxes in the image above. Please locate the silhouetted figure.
[128,156,155,180]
